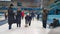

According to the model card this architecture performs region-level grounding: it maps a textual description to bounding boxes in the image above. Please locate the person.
[49,18,59,28]
[31,11,35,20]
[21,10,24,19]
[53,19,59,28]
[55,9,60,15]
[5,12,7,19]
[16,8,22,27]
[25,13,32,27]
[37,14,40,20]
[55,9,58,15]
[8,4,14,30]
[29,14,32,26]
[42,9,48,28]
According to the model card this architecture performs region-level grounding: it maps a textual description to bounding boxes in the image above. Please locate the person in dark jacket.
[25,13,32,27]
[31,12,35,20]
[29,14,32,26]
[16,9,22,27]
[8,4,14,30]
[37,14,40,20]
[42,9,48,28]
[49,18,59,28]
[53,19,59,28]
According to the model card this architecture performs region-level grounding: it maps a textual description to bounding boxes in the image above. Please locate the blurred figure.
[31,12,35,20]
[5,12,7,19]
[50,18,59,28]
[8,4,14,30]
[13,12,16,23]
[25,13,32,27]
[42,9,48,28]
[53,19,59,28]
[37,14,40,20]
[16,8,22,27]
[55,9,59,15]
[29,14,32,26]
[21,10,24,19]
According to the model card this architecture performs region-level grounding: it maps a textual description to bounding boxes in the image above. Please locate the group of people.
[7,4,35,30]
[7,3,50,30]
[8,4,24,29]
[42,9,60,28]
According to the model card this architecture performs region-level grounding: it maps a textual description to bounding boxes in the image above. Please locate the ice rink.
[0,18,51,34]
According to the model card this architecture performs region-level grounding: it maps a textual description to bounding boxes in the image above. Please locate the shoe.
[9,28,11,30]
[29,25,31,26]
[25,25,28,27]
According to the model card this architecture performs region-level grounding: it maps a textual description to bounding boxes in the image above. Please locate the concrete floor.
[0,18,60,34]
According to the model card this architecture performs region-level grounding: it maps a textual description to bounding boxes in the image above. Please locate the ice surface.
[0,18,50,34]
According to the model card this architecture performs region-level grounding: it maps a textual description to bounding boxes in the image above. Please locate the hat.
[10,4,14,6]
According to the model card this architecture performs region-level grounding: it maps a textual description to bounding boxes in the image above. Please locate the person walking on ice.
[16,8,22,27]
[25,13,32,27]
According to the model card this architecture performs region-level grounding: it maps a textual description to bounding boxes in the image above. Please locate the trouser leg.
[33,17,34,20]
[25,20,28,27]
[9,24,12,30]
[19,22,21,27]
[25,20,28,24]
[17,22,21,27]
[22,16,24,19]
[17,23,18,27]
[43,23,46,28]
[42,20,47,28]
[29,20,31,26]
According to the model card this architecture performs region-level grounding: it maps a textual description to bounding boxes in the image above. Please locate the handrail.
[48,1,60,10]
